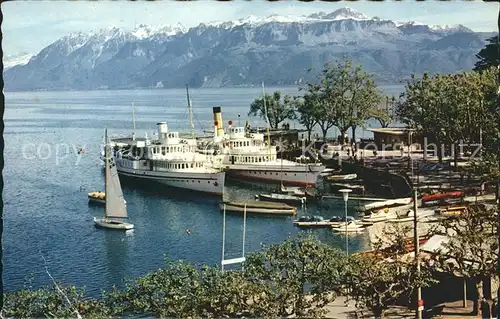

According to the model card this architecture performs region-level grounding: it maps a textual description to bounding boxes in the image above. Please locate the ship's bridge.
[228,126,246,139]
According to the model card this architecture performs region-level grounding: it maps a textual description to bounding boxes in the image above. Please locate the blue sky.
[2,0,498,56]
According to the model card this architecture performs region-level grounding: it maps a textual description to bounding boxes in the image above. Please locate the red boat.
[421,191,464,206]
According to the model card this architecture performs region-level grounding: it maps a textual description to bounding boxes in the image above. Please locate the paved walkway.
[322,298,493,318]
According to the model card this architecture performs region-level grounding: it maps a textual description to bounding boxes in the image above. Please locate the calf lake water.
[3,85,403,296]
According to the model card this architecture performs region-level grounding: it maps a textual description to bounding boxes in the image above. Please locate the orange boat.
[421,191,464,206]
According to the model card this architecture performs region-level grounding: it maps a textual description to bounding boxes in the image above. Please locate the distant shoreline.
[3,83,405,94]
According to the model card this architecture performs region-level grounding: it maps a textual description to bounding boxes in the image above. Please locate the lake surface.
[3,85,403,297]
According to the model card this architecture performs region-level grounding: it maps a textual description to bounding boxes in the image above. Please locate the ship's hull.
[116,166,225,196]
[223,164,324,187]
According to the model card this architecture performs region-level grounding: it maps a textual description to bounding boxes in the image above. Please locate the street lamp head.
[339,189,352,202]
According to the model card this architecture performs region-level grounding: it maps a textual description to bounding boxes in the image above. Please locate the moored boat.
[320,168,340,177]
[328,183,365,194]
[88,191,106,205]
[325,173,357,181]
[361,208,398,223]
[435,205,468,217]
[320,194,390,203]
[362,197,413,212]
[88,191,126,206]
[421,191,464,207]
[204,106,326,187]
[388,208,435,223]
[294,215,369,228]
[257,193,306,205]
[113,122,225,196]
[277,185,307,197]
[220,201,296,215]
[331,221,365,233]
[103,87,226,196]
[293,215,331,227]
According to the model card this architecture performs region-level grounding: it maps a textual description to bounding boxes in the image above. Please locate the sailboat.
[94,128,135,230]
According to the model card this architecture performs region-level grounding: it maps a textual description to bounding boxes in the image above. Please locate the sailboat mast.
[186,84,195,140]
[280,135,284,188]
[104,128,108,217]
[262,82,271,160]
[132,102,136,141]
[186,84,196,163]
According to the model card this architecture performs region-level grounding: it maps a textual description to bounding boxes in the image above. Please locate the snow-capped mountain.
[308,8,370,21]
[206,8,372,28]
[3,52,34,69]
[4,7,491,91]
[132,23,186,39]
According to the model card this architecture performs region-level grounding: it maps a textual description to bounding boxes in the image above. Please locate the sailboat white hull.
[117,167,225,196]
[94,217,134,230]
[225,163,324,187]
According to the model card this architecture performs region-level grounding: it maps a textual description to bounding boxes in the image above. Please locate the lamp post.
[339,189,352,255]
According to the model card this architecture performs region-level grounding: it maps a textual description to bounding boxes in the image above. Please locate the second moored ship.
[200,107,326,187]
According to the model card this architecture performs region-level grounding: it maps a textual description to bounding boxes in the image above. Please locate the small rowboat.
[88,191,126,206]
[294,215,372,228]
[361,208,398,223]
[435,205,468,217]
[277,185,307,197]
[220,201,296,216]
[388,208,435,223]
[293,215,332,228]
[88,192,106,205]
[326,173,357,181]
[257,193,306,205]
[362,197,413,212]
[422,191,464,207]
[332,222,365,233]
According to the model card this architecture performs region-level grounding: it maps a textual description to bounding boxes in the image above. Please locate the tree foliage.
[303,59,382,142]
[396,71,495,164]
[292,94,318,142]
[430,205,499,315]
[474,35,500,72]
[248,90,295,129]
[370,96,395,128]
[2,284,116,318]
[346,224,436,318]
[3,235,350,319]
[245,233,348,318]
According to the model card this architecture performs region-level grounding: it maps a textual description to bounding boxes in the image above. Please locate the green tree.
[244,234,347,318]
[248,90,295,129]
[304,82,336,142]
[466,66,500,187]
[474,35,500,72]
[118,258,203,317]
[397,72,490,165]
[306,59,382,143]
[370,96,395,128]
[346,224,436,318]
[2,284,115,318]
[293,94,318,142]
[431,205,499,316]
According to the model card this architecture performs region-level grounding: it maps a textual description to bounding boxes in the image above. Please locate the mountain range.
[3,8,494,91]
